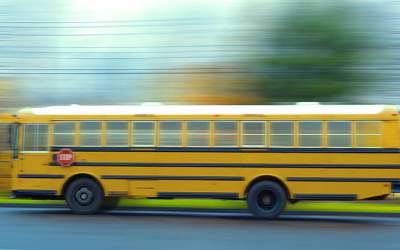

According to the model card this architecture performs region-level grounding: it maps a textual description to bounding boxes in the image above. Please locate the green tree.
[257,1,376,103]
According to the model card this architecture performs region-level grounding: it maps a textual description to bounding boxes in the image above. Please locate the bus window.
[214,121,237,147]
[328,121,351,147]
[80,121,101,147]
[106,121,128,146]
[132,121,155,147]
[187,121,210,147]
[270,121,293,147]
[22,124,48,152]
[355,121,382,147]
[299,121,322,147]
[159,121,182,147]
[54,122,76,146]
[242,121,266,147]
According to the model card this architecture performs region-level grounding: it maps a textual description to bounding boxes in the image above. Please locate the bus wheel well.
[61,174,104,197]
[245,176,290,199]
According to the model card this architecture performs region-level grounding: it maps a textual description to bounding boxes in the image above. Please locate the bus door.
[17,124,50,187]
[0,122,17,192]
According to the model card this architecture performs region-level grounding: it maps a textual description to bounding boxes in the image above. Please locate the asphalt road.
[0,208,399,250]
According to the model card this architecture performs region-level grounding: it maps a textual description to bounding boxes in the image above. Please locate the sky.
[0,0,399,108]
[0,0,255,106]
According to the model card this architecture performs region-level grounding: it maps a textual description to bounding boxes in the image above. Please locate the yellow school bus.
[6,104,400,217]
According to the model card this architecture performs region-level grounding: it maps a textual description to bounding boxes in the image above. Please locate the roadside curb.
[2,203,400,217]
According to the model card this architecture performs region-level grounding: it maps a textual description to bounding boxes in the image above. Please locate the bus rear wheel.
[247,181,287,219]
[65,178,104,214]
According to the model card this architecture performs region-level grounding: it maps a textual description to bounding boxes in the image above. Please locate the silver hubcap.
[257,190,276,210]
[262,195,272,205]
[75,187,93,205]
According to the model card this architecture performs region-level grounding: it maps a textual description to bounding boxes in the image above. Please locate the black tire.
[101,197,120,211]
[247,181,287,219]
[65,178,104,215]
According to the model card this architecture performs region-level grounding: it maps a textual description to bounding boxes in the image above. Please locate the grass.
[1,195,400,214]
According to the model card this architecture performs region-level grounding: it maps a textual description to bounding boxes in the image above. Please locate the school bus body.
[13,150,398,200]
[9,104,400,206]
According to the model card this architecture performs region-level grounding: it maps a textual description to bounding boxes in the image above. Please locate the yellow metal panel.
[322,121,328,147]
[129,181,156,197]
[383,121,399,148]
[288,182,390,199]
[10,150,400,199]
[182,121,188,147]
[293,121,299,147]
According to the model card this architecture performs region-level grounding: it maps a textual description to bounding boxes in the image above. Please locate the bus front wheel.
[65,178,104,214]
[247,181,287,219]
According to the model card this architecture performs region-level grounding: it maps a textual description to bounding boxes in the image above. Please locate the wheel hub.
[257,191,276,210]
[262,195,272,205]
[75,187,93,205]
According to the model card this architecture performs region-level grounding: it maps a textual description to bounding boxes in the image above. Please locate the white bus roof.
[18,104,396,116]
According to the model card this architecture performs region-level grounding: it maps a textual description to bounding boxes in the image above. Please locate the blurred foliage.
[166,67,264,104]
[256,1,377,103]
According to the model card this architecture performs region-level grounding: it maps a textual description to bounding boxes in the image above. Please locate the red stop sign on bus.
[56,148,75,166]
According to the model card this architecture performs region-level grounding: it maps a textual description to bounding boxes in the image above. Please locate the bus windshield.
[0,124,11,151]
[0,123,18,158]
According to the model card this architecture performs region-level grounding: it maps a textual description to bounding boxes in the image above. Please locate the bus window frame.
[354,120,383,148]
[298,120,323,148]
[269,121,294,148]
[132,121,156,147]
[241,121,267,148]
[186,120,211,148]
[213,120,239,148]
[158,120,183,147]
[52,121,77,147]
[326,120,352,148]
[105,121,129,147]
[21,123,49,153]
[79,121,102,147]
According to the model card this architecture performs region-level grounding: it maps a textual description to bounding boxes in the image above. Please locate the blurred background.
[0,0,398,110]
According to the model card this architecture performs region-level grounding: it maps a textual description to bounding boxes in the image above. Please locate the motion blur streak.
[0,0,398,110]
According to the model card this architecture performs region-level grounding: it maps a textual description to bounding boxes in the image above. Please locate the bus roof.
[17,104,397,116]
[0,113,16,122]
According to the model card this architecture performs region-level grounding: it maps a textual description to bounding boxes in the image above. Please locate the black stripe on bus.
[157,192,239,199]
[287,177,400,182]
[12,190,57,197]
[50,146,399,153]
[50,162,400,169]
[101,175,244,181]
[17,174,65,179]
[294,194,357,200]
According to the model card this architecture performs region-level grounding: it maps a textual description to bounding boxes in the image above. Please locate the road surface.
[0,208,399,250]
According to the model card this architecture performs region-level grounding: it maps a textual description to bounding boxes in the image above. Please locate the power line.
[0,17,213,24]
[0,56,245,61]
[0,67,237,71]
[0,71,250,75]
[0,22,220,29]
[0,29,260,37]
[0,44,261,48]
[0,44,263,50]
[0,67,248,74]
[1,50,253,54]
